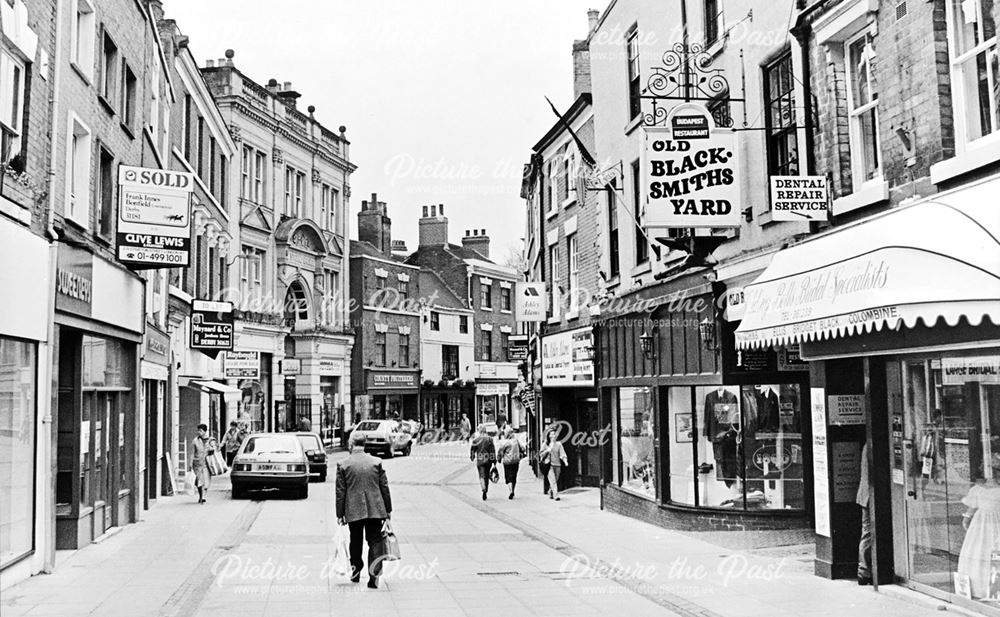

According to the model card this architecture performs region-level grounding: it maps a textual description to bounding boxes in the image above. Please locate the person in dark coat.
[470,425,497,501]
[336,433,393,589]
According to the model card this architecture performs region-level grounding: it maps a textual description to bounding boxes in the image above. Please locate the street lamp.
[639,328,657,360]
[699,317,719,354]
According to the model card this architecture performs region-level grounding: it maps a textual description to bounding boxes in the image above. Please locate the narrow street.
[1,443,961,617]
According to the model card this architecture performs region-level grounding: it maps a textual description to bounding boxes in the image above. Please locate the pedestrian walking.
[460,414,472,441]
[222,421,245,467]
[470,425,497,501]
[497,427,524,499]
[540,429,568,500]
[857,441,872,585]
[189,424,216,504]
[336,433,393,589]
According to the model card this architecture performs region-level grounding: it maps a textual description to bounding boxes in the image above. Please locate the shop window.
[0,338,36,567]
[692,384,803,509]
[667,387,696,505]
[890,355,1000,606]
[615,386,656,499]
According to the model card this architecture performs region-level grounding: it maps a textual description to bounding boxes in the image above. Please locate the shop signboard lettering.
[319,358,344,376]
[368,372,417,389]
[777,344,808,371]
[143,325,170,365]
[225,351,260,379]
[725,286,745,321]
[769,175,828,222]
[942,356,1000,385]
[190,300,234,354]
[811,387,831,537]
[515,282,546,322]
[476,383,508,396]
[117,165,195,268]
[508,335,529,361]
[55,244,94,318]
[642,103,741,228]
[281,358,301,375]
[542,327,594,387]
[828,394,866,426]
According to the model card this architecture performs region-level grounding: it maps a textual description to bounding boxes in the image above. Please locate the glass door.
[892,354,1000,612]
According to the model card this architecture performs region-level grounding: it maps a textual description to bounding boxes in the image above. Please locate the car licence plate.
[254,463,280,471]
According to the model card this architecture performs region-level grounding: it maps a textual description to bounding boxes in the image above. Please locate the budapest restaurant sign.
[642,103,741,228]
[117,165,194,269]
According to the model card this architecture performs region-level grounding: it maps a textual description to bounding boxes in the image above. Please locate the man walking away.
[470,425,496,501]
[336,433,393,589]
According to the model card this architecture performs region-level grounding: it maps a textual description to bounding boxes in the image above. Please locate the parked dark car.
[294,432,327,482]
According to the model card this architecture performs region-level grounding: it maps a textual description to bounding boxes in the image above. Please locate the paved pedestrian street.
[0,443,978,617]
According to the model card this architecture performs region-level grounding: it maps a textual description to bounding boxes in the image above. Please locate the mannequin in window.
[754,385,780,433]
[703,387,739,487]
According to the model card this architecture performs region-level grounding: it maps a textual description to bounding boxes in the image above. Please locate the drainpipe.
[38,0,68,574]
[791,8,819,233]
[534,154,546,472]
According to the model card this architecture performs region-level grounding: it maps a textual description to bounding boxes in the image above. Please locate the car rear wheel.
[403,443,412,457]
[298,484,309,499]
[232,482,245,499]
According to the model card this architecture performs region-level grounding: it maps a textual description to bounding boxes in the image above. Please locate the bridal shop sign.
[641,103,741,228]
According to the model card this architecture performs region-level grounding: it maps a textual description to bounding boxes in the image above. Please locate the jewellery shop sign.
[641,103,741,228]
[117,165,194,269]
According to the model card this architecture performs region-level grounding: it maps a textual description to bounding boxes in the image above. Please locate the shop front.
[140,323,170,509]
[53,244,144,549]
[420,383,474,435]
[473,362,519,428]
[360,369,420,420]
[597,271,810,531]
[736,175,1000,614]
[541,326,599,487]
[0,220,50,585]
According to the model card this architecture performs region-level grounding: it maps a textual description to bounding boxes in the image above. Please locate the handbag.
[376,520,401,562]
[489,465,500,484]
[207,449,228,476]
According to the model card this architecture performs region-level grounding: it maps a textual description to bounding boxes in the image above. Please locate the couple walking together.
[471,426,525,500]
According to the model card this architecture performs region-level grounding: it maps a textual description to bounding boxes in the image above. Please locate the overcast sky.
[165,0,596,264]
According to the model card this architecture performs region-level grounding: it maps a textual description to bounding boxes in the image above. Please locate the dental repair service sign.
[770,175,828,221]
[642,103,741,228]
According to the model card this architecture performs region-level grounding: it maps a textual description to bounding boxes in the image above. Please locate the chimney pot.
[283,81,292,91]
[422,206,428,217]
[430,205,436,217]
[206,59,215,68]
[439,204,444,215]
[588,8,600,32]
[465,230,470,236]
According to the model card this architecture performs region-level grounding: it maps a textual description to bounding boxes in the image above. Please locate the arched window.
[284,281,309,326]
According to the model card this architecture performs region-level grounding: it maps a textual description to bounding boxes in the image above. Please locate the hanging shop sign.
[225,351,260,379]
[190,300,234,353]
[508,335,529,361]
[515,282,547,322]
[942,356,1000,385]
[642,103,741,228]
[117,165,194,268]
[725,286,745,321]
[769,175,828,222]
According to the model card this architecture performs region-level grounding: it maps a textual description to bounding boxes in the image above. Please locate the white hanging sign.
[641,103,741,228]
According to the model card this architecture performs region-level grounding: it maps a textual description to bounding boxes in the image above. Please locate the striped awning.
[735,176,1000,349]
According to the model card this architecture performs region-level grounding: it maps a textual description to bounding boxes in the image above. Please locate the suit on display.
[703,388,740,487]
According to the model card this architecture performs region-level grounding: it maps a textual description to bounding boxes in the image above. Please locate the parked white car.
[351,420,413,457]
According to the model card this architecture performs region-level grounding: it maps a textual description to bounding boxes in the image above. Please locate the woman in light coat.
[190,424,217,504]
[539,429,568,500]
[497,427,524,499]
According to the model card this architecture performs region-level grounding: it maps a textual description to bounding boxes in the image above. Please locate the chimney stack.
[357,192,392,254]
[572,10,597,98]
[462,228,490,259]
[418,203,449,248]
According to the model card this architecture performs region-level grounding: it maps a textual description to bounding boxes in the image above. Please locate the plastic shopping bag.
[184,472,195,495]
[331,525,351,577]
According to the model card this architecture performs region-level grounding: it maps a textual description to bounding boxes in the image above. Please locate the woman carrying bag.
[190,424,218,504]
[497,427,525,499]
[539,429,568,500]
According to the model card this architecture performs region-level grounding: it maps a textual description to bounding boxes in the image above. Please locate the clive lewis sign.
[642,103,741,228]
[117,165,194,269]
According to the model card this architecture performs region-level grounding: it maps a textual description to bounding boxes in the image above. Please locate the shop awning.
[735,176,1000,349]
